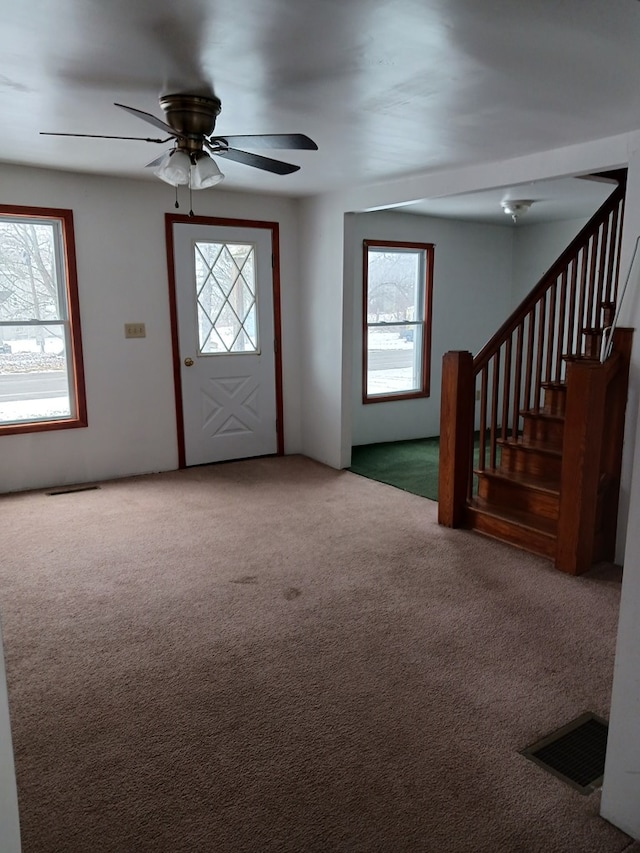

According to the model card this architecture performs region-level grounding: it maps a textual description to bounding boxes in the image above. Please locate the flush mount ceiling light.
[501,199,534,224]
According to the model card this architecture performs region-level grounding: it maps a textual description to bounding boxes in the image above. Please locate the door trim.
[165,214,285,468]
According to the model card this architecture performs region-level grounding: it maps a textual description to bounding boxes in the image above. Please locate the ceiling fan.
[41,93,318,189]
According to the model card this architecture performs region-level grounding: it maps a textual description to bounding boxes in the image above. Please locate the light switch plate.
[124,323,146,339]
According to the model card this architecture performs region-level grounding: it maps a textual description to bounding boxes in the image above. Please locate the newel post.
[438,351,474,527]
[556,328,633,574]
[555,359,606,574]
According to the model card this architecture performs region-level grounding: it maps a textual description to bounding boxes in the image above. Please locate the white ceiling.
[1,0,639,217]
[397,176,619,225]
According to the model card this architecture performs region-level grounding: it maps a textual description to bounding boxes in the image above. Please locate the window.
[0,206,86,435]
[194,240,259,354]
[362,240,434,403]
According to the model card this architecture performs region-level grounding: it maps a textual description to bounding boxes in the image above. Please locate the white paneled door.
[172,221,280,466]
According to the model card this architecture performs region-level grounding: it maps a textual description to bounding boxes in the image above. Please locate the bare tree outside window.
[365,250,420,323]
[194,241,258,355]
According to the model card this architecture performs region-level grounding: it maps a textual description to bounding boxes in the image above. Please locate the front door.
[170,218,282,466]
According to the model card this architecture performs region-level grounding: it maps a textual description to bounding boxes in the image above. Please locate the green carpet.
[349,437,441,501]
[349,435,485,501]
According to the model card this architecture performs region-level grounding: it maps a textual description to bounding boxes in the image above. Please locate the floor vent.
[46,485,101,496]
[521,712,608,794]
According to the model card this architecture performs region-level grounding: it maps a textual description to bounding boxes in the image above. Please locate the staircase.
[438,172,633,575]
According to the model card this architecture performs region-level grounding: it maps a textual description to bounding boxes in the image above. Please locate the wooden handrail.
[474,180,626,372]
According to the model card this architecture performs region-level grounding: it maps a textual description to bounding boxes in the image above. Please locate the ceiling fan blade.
[208,146,300,175]
[40,132,172,143]
[209,133,318,151]
[114,103,179,136]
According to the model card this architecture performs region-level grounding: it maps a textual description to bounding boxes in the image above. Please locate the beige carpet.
[0,455,638,853]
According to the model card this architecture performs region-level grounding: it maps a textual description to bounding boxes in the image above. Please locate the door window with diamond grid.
[194,241,259,355]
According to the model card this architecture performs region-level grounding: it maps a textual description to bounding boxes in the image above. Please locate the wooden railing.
[439,174,627,538]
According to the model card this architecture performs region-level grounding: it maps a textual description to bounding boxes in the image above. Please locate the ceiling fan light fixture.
[190,152,224,189]
[153,149,191,186]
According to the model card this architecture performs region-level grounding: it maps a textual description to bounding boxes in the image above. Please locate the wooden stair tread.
[468,498,557,537]
[466,498,557,559]
[497,437,562,457]
[474,467,559,495]
[562,354,600,363]
[520,409,565,423]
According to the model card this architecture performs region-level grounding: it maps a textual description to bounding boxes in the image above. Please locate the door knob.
[184,357,194,367]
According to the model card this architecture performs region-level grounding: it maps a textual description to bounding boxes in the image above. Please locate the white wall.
[600,140,640,840]
[350,211,594,448]
[511,217,589,306]
[298,194,349,468]
[0,623,21,853]
[0,165,303,494]
[350,211,513,446]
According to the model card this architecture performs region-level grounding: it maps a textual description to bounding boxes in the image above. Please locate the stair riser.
[477,477,559,521]
[522,417,564,450]
[466,507,557,559]
[498,445,562,481]
[542,387,567,416]
[583,330,603,359]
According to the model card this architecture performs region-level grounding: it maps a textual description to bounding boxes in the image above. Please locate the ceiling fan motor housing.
[159,94,222,153]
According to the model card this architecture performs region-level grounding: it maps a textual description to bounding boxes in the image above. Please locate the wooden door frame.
[165,213,285,468]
